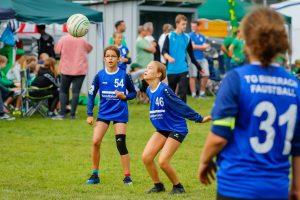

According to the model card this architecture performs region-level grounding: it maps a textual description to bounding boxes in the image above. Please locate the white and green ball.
[67,14,90,37]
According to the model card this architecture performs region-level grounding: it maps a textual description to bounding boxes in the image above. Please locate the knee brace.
[116,134,128,155]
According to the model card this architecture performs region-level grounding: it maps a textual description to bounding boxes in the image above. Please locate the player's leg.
[158,133,185,194]
[189,64,198,98]
[142,132,167,193]
[86,120,109,184]
[114,122,132,185]
[199,59,210,98]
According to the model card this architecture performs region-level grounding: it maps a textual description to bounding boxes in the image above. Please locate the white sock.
[200,91,205,96]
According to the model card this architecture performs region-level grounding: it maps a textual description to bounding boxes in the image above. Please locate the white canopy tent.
[271,0,300,63]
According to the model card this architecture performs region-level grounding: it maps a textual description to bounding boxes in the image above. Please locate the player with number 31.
[198,8,300,200]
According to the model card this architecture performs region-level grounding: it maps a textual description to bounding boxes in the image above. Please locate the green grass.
[0,97,216,200]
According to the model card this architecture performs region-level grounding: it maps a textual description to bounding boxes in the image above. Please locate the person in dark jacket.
[30,58,59,113]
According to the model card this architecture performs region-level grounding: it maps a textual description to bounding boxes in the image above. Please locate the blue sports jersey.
[211,63,300,199]
[189,32,206,60]
[166,31,190,74]
[87,68,136,122]
[147,82,203,136]
[118,45,131,71]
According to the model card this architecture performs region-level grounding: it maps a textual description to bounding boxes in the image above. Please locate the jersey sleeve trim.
[213,117,236,130]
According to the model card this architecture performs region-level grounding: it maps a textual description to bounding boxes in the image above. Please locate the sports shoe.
[147,184,166,193]
[12,110,22,117]
[86,173,100,184]
[51,114,66,120]
[70,115,77,120]
[123,176,133,186]
[0,113,16,120]
[169,185,185,194]
[198,93,207,99]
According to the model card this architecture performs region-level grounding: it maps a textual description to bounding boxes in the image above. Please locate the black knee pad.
[116,134,128,155]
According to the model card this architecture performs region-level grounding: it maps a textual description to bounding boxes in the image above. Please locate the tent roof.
[1,0,102,24]
[198,0,291,24]
[0,8,15,20]
[198,0,251,21]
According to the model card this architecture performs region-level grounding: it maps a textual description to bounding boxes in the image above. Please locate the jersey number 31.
[250,101,297,155]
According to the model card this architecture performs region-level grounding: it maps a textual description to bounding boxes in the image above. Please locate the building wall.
[81,23,104,94]
[89,1,139,66]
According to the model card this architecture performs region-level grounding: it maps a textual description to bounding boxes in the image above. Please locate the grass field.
[0,97,217,200]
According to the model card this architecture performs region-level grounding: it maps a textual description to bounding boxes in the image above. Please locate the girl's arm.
[290,157,300,199]
[290,120,300,199]
[125,47,131,65]
[163,86,203,122]
[125,74,137,100]
[87,74,100,117]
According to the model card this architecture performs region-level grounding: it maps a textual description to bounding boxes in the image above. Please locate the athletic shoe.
[51,114,66,120]
[0,113,16,120]
[169,186,185,194]
[70,115,77,120]
[147,184,166,193]
[123,176,133,186]
[86,173,100,184]
[12,110,22,117]
[198,93,207,99]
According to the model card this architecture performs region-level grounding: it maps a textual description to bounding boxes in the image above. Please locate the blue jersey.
[118,45,131,71]
[211,63,300,199]
[166,31,190,74]
[189,32,206,60]
[147,82,203,136]
[87,68,136,122]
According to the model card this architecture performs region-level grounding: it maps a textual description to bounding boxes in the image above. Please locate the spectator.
[136,25,156,68]
[158,24,173,64]
[221,31,233,72]
[0,85,15,120]
[292,59,300,79]
[144,22,160,61]
[189,20,210,99]
[37,25,55,58]
[162,14,202,103]
[0,55,21,116]
[109,20,127,46]
[136,26,156,103]
[113,32,131,71]
[53,34,93,120]
[30,58,59,116]
[228,29,245,70]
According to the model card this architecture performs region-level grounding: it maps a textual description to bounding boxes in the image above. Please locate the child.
[0,55,21,115]
[113,32,131,71]
[86,46,137,185]
[199,8,300,200]
[142,61,211,194]
[292,59,300,79]
[0,55,16,120]
[30,58,59,116]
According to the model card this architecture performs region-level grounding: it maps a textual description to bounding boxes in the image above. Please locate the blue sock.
[92,170,98,176]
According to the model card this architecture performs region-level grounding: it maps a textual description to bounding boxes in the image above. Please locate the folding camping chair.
[20,70,54,118]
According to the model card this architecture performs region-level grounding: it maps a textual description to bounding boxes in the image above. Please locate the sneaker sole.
[124,182,133,186]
